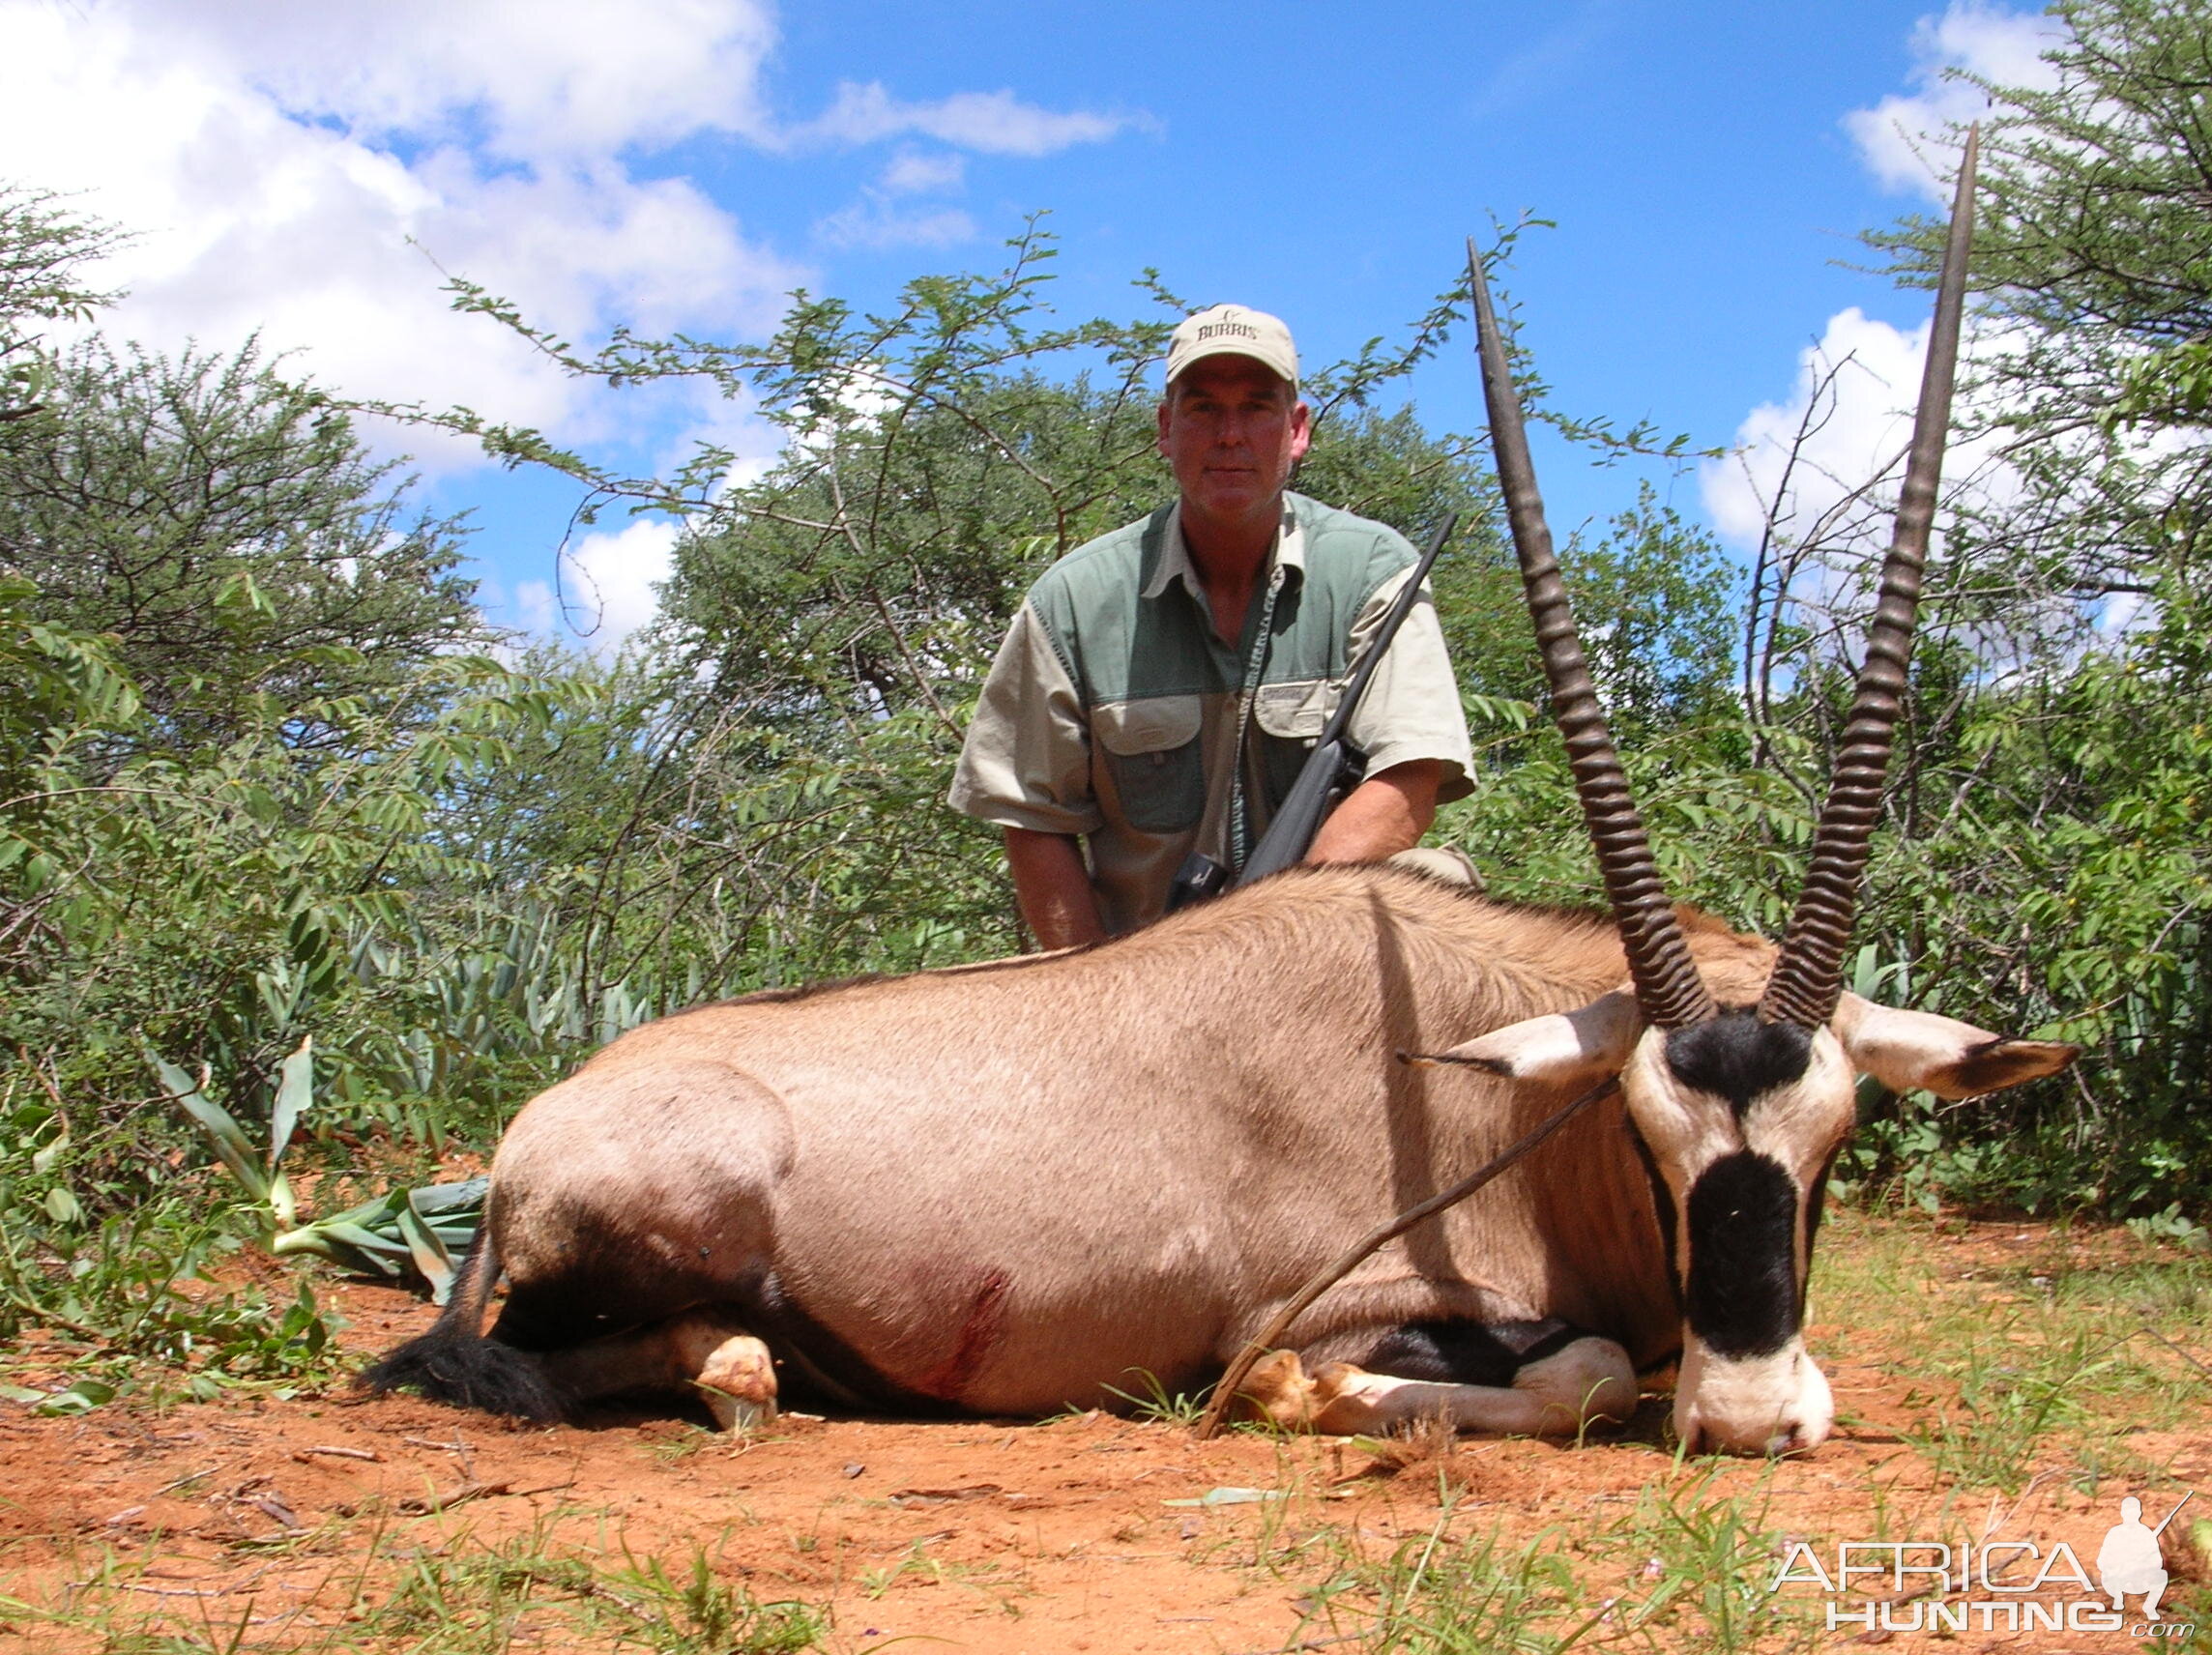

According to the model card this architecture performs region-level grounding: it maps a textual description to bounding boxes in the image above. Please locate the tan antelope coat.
[482,864,1775,1414]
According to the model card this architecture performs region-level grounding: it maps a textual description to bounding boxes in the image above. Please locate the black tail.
[360,1226,568,1422]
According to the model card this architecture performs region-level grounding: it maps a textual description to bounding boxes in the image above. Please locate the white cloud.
[880,151,969,196]
[812,150,981,249]
[649,376,787,502]
[1844,2,2063,197]
[500,385,779,646]
[1707,305,2171,659]
[0,0,801,472]
[0,1,1142,479]
[524,515,681,653]
[1704,6,2067,599]
[799,81,1143,156]
[509,578,559,643]
[1700,306,2019,571]
[814,199,977,251]
[1704,307,1927,550]
[180,0,782,160]
[1464,1,1619,124]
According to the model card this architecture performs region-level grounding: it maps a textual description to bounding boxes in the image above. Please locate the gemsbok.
[370,131,2071,1455]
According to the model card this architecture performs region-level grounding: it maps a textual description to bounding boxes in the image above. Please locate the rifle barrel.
[1234,511,1460,885]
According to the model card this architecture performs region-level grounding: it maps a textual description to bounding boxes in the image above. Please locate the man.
[949,303,1475,947]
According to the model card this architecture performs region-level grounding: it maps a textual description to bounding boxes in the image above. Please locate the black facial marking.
[1665,1010,1813,1117]
[1803,1142,1843,1262]
[1363,1319,1584,1387]
[1625,1122,1684,1310]
[1684,1150,1802,1358]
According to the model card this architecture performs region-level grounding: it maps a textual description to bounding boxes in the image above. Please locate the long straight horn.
[1470,240,1714,1030]
[1759,128,1981,1030]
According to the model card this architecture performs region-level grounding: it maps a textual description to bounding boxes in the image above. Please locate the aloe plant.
[157,1038,484,1304]
[276,1176,485,1304]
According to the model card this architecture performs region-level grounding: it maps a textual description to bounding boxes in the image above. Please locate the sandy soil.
[0,1217,2207,1653]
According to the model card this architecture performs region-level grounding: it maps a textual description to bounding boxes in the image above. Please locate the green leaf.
[156,1056,269,1203]
[267,1170,298,1234]
[270,1035,312,1172]
[306,1190,408,1232]
[36,1378,116,1416]
[306,1220,412,1256]
[407,1177,489,1217]
[396,1196,456,1305]
[30,1126,69,1176]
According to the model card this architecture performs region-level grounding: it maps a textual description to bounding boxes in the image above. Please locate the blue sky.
[0,0,2056,646]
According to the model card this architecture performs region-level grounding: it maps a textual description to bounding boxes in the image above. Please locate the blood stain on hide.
[913,1268,1012,1404]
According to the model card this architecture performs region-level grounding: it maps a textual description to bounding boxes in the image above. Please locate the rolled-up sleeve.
[948,601,1104,835]
[1342,566,1476,802]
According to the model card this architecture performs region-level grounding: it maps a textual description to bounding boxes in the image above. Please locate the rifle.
[1164,511,1460,911]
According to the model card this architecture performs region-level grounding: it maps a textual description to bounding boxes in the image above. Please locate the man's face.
[1156,356,1312,527]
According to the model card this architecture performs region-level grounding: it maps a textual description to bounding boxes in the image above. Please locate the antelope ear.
[1833,993,2080,1100]
[1409,991,1642,1085]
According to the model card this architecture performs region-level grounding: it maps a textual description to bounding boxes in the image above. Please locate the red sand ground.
[0,1217,2206,1653]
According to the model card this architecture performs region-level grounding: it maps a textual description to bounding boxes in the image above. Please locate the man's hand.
[1004,828,1109,950]
[1305,759,1446,864]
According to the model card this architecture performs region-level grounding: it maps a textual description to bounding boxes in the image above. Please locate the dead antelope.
[369,131,2070,1454]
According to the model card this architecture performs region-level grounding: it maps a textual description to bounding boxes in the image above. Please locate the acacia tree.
[1842,0,2212,1212]
[368,224,1739,985]
[0,186,118,426]
[0,339,484,755]
[0,192,530,1192]
[1871,0,2212,605]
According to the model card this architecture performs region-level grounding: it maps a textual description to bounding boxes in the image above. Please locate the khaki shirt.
[949,493,1474,936]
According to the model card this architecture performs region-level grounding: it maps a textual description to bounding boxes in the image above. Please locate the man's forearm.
[1003,827,1109,950]
[1305,759,1445,864]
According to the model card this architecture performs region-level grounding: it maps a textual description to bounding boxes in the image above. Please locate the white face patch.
[1618,1014,1861,1453]
[1741,1028,1857,1188]
[1675,1339,1836,1456]
[1620,1020,1859,1284]
[1625,1023,1856,1181]
[1743,1029,1858,1292]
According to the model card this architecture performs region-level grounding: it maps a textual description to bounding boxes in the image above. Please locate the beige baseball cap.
[1164,304,1297,391]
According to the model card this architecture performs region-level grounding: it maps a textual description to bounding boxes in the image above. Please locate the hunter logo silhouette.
[2098,1492,2190,1618]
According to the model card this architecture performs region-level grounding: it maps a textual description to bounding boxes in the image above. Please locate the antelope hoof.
[685,1329,777,1432]
[1229,1349,1317,1428]
[1229,1350,1365,1432]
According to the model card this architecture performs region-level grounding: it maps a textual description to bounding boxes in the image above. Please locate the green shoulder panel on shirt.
[1024,493,1417,710]
[1267,494,1422,684]
[1021,506,1176,708]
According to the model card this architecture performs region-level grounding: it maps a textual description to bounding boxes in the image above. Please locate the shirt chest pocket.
[1094,696,1204,833]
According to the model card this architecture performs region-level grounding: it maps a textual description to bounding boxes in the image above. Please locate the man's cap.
[1165,304,1297,391]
